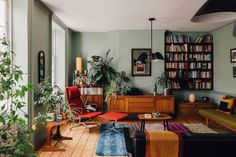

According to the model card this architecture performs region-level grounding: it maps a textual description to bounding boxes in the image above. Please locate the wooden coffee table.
[138,113,172,131]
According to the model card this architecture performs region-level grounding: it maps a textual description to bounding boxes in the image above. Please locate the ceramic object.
[189,93,196,103]
[164,88,169,96]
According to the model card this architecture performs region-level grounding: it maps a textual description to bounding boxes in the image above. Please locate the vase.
[189,93,196,103]
[163,88,169,96]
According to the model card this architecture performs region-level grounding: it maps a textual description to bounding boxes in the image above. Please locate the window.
[0,0,9,39]
[0,0,10,111]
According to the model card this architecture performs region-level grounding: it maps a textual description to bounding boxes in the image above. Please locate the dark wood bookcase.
[164,31,213,90]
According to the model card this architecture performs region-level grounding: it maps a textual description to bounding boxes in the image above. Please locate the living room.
[1,0,236,157]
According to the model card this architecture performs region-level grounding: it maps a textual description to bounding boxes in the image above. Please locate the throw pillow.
[216,97,235,115]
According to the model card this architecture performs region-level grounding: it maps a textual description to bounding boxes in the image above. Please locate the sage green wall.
[72,30,165,93]
[32,1,52,149]
[212,23,236,94]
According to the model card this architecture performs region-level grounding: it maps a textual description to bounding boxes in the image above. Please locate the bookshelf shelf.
[164,31,213,90]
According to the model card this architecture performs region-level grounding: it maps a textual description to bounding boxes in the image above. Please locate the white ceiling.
[41,0,233,32]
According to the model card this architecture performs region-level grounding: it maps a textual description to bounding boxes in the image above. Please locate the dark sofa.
[124,129,236,157]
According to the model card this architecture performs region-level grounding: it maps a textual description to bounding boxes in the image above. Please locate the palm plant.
[87,50,117,85]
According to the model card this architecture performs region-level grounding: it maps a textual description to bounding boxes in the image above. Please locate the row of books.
[166,62,188,69]
[189,54,212,61]
[165,44,188,52]
[189,71,212,78]
[165,53,188,61]
[189,81,212,90]
[167,81,181,89]
[165,34,191,43]
[195,34,213,43]
[166,70,188,78]
[166,33,213,44]
[189,62,212,69]
[189,45,212,52]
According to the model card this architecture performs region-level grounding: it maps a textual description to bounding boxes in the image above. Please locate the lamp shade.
[191,0,236,23]
[151,52,164,61]
[76,57,82,73]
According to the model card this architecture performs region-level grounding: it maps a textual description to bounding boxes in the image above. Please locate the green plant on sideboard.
[155,72,170,94]
[105,71,130,101]
[0,37,43,156]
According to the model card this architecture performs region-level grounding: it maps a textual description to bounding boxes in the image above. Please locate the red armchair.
[65,86,102,130]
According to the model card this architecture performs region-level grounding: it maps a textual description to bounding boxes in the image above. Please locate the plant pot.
[163,88,169,96]
[47,112,55,122]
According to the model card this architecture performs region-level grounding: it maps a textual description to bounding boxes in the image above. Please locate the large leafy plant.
[87,50,117,85]
[35,78,64,112]
[34,78,73,119]
[0,37,41,156]
[105,71,130,101]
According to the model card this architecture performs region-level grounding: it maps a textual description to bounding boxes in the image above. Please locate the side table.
[42,119,72,151]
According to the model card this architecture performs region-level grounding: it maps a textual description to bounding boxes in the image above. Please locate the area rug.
[125,123,217,138]
[96,124,128,156]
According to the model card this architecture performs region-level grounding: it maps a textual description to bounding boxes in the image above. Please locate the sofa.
[199,96,236,131]
[125,129,236,157]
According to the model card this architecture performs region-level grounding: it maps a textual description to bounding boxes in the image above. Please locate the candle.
[76,57,82,73]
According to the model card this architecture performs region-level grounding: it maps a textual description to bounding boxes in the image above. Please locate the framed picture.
[233,67,236,78]
[230,48,236,63]
[131,48,151,76]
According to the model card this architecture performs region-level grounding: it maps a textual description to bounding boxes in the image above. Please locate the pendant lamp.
[191,0,236,23]
[149,18,164,60]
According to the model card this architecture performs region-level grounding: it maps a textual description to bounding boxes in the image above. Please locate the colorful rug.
[125,123,217,138]
[96,124,128,156]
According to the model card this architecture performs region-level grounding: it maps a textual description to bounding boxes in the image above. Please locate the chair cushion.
[99,112,128,121]
[80,112,102,118]
[68,86,80,99]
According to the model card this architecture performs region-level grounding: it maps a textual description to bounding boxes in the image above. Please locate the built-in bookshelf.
[165,31,213,90]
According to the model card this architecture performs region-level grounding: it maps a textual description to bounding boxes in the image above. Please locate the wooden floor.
[38,118,232,157]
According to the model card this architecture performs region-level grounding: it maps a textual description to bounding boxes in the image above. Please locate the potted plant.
[35,78,69,122]
[0,37,43,156]
[155,72,170,96]
[87,49,117,85]
[105,71,130,101]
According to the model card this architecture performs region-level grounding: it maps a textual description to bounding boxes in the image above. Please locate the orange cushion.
[99,112,128,121]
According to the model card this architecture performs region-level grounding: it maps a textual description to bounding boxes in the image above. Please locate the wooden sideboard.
[107,95,174,114]
[177,101,215,118]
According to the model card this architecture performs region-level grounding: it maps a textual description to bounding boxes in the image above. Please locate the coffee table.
[138,113,172,131]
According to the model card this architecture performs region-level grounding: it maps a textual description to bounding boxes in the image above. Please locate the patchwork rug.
[125,123,217,138]
[96,124,128,156]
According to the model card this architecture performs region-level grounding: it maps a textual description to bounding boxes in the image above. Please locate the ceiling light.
[191,0,236,23]
[149,18,164,60]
